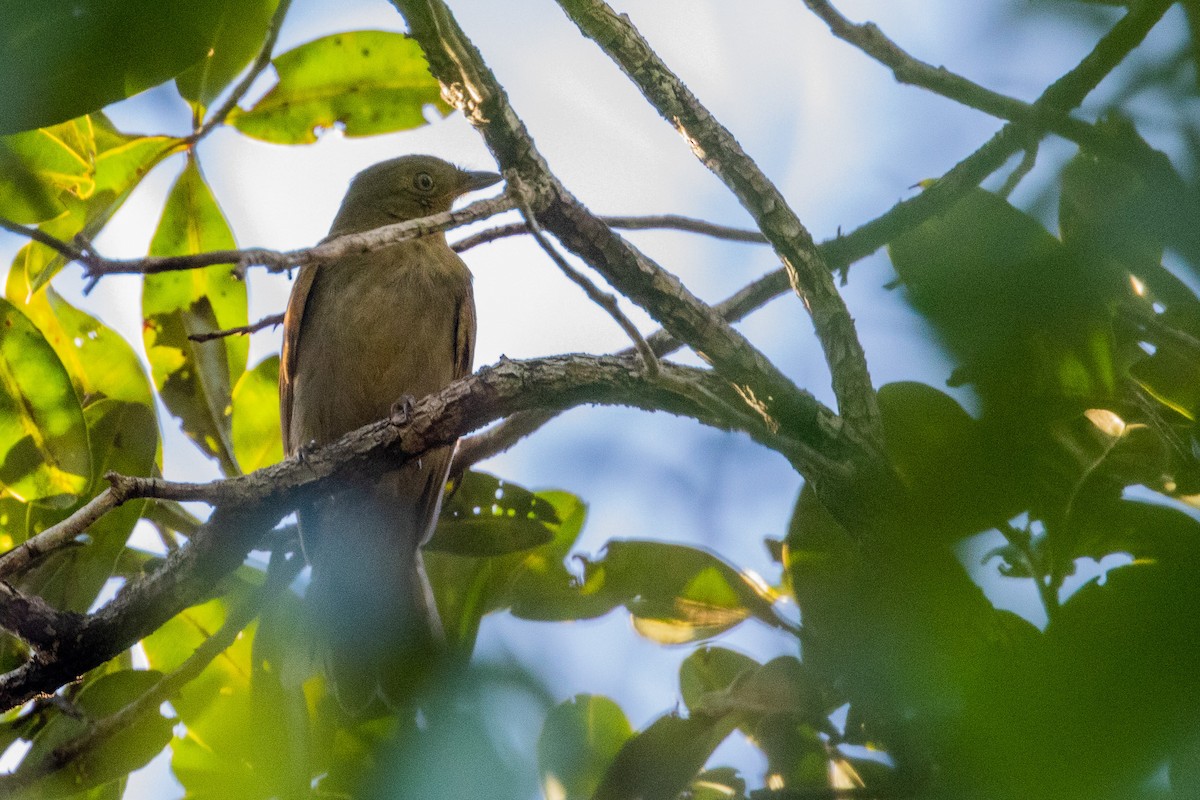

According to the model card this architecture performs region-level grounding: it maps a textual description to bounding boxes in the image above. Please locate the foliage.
[0,1,1198,799]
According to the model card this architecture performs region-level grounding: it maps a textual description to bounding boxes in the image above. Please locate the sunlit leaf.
[228,30,450,144]
[16,115,181,291]
[231,355,283,473]
[19,400,156,613]
[0,122,96,223]
[143,156,246,475]
[0,0,245,133]
[6,270,155,413]
[581,540,779,644]
[427,471,559,557]
[538,694,632,800]
[0,297,89,504]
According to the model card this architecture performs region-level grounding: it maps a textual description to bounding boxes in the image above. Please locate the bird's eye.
[413,172,435,191]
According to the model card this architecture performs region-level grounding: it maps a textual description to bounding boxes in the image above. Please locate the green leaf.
[231,355,283,473]
[6,271,156,412]
[888,188,1119,412]
[427,470,559,556]
[538,694,632,800]
[424,485,599,654]
[582,540,780,644]
[15,115,181,291]
[687,768,747,800]
[0,124,94,224]
[19,400,157,613]
[0,297,89,504]
[228,30,450,144]
[0,0,246,133]
[592,712,740,800]
[144,156,247,475]
[176,0,281,113]
[17,669,174,797]
[679,647,760,714]
[142,592,304,799]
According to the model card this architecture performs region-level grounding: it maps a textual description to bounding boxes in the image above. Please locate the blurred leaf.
[20,400,156,613]
[0,297,89,504]
[143,156,246,476]
[1130,342,1200,420]
[592,712,739,800]
[17,669,173,797]
[691,657,824,724]
[231,355,283,473]
[427,470,559,556]
[176,0,281,113]
[0,0,241,133]
[581,540,779,644]
[687,768,747,800]
[538,694,632,800]
[889,188,1119,412]
[228,30,450,144]
[142,591,304,799]
[15,116,181,292]
[679,647,760,714]
[366,664,547,800]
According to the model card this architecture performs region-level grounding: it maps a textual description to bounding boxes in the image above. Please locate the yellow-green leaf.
[144,156,247,475]
[0,297,89,504]
[231,355,283,473]
[18,115,181,292]
[228,30,450,144]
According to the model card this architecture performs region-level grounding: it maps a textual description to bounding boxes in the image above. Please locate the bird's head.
[329,155,502,236]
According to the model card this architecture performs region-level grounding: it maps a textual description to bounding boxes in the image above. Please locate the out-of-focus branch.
[557,0,881,441]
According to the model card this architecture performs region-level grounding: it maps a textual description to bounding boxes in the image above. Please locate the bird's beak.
[461,170,502,193]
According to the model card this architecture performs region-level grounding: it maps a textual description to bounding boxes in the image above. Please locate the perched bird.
[279,155,501,712]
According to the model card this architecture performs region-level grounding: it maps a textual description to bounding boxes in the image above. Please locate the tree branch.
[0,353,845,710]
[452,213,768,251]
[557,0,881,440]
[187,312,284,342]
[2,194,516,288]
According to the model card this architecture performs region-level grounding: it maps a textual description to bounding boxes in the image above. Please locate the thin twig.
[16,193,513,288]
[453,213,768,252]
[0,488,124,579]
[557,0,881,441]
[188,312,284,342]
[514,188,659,376]
[998,144,1039,199]
[187,0,294,142]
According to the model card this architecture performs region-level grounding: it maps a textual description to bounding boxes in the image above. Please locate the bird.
[279,155,501,712]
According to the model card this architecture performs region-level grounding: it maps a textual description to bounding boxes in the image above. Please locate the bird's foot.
[390,395,417,426]
[297,438,319,464]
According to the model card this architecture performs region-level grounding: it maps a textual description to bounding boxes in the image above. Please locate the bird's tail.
[303,454,450,716]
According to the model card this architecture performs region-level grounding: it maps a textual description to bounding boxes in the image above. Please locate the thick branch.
[392,0,859,476]
[0,354,844,710]
[557,0,880,439]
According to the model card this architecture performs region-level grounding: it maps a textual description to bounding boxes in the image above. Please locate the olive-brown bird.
[279,155,501,711]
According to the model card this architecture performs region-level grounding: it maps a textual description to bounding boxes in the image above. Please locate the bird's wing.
[279,264,320,456]
[453,279,477,380]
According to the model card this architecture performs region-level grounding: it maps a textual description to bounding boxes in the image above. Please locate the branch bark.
[0,353,843,711]
[556,0,881,440]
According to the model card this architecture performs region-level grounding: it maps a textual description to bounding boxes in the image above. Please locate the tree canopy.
[0,0,1199,798]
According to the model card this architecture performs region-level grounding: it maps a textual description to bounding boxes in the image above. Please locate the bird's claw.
[297,438,319,463]
[390,395,416,426]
